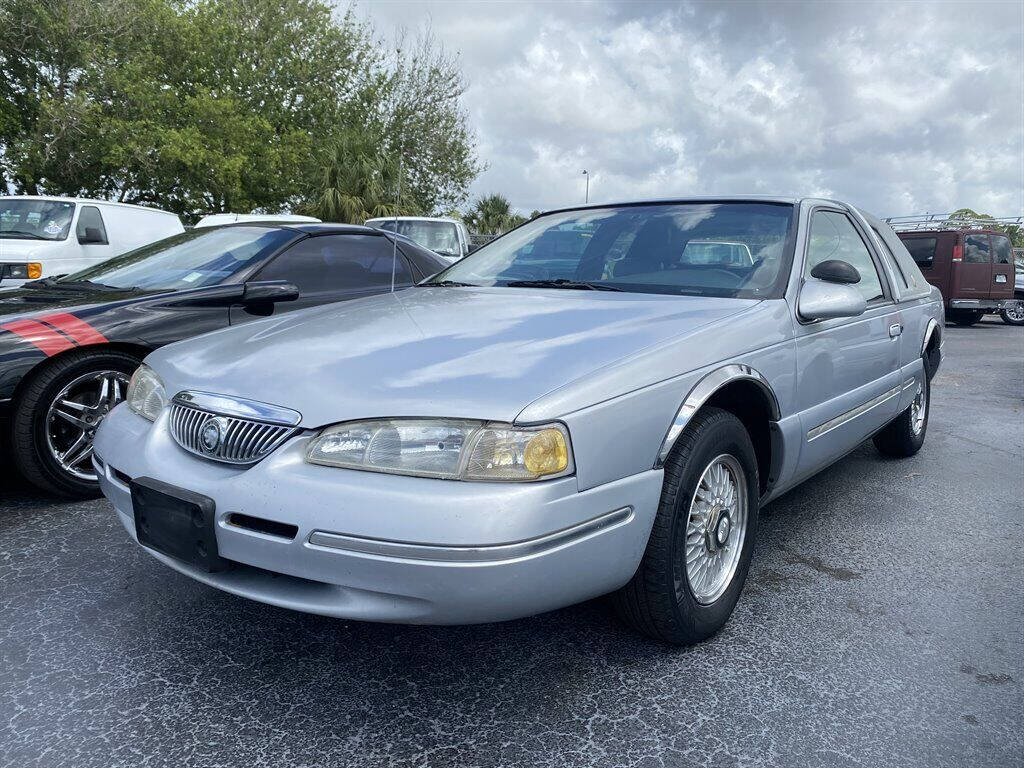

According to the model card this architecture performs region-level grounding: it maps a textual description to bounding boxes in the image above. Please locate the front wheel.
[1000,298,1024,326]
[612,407,759,645]
[11,349,139,498]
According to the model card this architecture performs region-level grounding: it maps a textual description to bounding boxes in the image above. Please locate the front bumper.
[949,299,1008,310]
[93,405,663,624]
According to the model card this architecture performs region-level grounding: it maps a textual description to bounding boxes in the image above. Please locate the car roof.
[540,195,811,217]
[1,195,181,217]
[364,216,462,224]
[895,227,1010,236]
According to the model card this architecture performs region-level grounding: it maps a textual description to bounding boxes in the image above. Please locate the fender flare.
[921,317,940,356]
[655,363,781,468]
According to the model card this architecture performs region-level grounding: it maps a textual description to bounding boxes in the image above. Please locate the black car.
[0,222,446,497]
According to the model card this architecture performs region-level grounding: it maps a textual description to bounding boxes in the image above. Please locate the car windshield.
[374,220,460,257]
[430,202,795,298]
[0,199,76,241]
[57,226,296,290]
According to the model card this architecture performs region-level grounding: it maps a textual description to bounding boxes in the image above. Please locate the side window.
[902,237,937,270]
[256,234,412,293]
[964,234,991,264]
[871,227,908,290]
[805,211,884,302]
[991,235,1012,265]
[76,206,108,244]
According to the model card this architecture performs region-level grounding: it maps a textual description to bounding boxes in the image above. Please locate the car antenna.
[390,140,404,294]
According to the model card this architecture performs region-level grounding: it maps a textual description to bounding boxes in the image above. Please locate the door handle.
[889,323,903,338]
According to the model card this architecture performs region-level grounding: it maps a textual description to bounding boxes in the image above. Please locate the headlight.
[305,419,574,482]
[126,364,166,422]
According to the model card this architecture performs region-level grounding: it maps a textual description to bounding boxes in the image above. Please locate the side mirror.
[799,280,867,322]
[810,259,861,284]
[78,227,105,244]
[242,280,300,303]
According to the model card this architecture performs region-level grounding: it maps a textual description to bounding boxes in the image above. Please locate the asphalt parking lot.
[2,321,1022,768]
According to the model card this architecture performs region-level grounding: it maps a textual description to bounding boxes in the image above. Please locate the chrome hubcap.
[1005,300,1024,322]
[910,379,927,436]
[45,370,130,481]
[681,454,748,605]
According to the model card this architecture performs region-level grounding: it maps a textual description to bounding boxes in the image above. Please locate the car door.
[955,233,993,301]
[989,234,1015,301]
[792,207,902,478]
[229,233,415,323]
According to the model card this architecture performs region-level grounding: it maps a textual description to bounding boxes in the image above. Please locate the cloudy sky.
[356,0,1023,219]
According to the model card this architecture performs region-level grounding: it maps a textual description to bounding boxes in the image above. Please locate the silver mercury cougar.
[94,197,944,644]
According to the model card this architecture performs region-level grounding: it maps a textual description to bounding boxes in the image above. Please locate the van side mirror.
[78,227,106,244]
[799,281,867,321]
[810,259,861,284]
[242,281,300,304]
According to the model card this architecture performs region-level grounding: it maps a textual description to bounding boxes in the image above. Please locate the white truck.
[0,196,184,287]
[364,216,472,263]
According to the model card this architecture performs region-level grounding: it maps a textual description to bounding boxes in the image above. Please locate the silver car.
[94,197,944,644]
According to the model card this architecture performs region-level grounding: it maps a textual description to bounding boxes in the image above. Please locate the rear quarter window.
[991,235,1013,265]
[902,237,937,270]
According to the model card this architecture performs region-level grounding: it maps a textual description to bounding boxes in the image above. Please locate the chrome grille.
[168,391,301,465]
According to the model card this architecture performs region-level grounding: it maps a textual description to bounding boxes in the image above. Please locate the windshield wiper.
[24,277,123,291]
[0,230,46,240]
[505,279,622,292]
[427,280,478,287]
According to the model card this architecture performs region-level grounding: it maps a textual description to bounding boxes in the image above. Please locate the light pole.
[581,169,589,204]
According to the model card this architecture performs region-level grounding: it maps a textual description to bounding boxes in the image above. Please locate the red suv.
[897,229,1016,326]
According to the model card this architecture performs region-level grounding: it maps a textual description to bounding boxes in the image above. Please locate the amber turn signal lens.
[27,263,42,279]
[523,428,569,475]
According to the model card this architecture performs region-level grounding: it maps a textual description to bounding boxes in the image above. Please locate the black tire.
[612,407,759,645]
[11,349,140,498]
[1000,298,1024,326]
[873,368,930,458]
[949,310,980,327]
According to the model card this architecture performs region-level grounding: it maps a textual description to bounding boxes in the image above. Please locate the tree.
[0,0,481,220]
[949,208,1023,247]
[464,193,526,235]
[307,130,419,223]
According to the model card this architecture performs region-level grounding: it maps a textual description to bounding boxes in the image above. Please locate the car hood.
[148,287,758,427]
[0,239,53,261]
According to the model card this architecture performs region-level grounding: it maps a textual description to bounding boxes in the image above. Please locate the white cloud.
[354,0,1023,218]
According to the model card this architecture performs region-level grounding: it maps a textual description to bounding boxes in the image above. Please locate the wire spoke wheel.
[1004,300,1024,323]
[45,370,130,481]
[681,453,748,605]
[910,379,928,436]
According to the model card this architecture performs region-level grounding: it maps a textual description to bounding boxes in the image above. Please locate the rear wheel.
[1000,298,1024,326]
[11,349,139,498]
[873,370,929,457]
[612,408,759,645]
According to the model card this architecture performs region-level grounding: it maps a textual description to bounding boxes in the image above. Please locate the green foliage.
[0,0,480,220]
[464,193,527,235]
[950,208,1023,247]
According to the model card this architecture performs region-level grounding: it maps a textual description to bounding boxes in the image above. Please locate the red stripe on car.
[0,319,75,356]
[40,313,108,346]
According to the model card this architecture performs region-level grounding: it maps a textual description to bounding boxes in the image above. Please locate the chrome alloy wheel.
[45,370,130,480]
[682,453,748,605]
[1004,299,1024,323]
[910,378,928,436]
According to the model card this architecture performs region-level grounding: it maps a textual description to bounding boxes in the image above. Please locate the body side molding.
[655,363,781,468]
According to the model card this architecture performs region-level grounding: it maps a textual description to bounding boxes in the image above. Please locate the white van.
[364,216,473,262]
[0,196,184,287]
[194,213,320,228]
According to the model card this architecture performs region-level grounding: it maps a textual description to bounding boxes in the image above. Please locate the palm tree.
[465,194,525,235]
[309,133,419,223]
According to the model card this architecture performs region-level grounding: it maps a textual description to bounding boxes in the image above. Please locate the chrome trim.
[169,392,300,465]
[656,364,781,467]
[306,506,634,563]
[806,385,901,442]
[902,377,917,391]
[922,317,939,355]
[171,391,301,426]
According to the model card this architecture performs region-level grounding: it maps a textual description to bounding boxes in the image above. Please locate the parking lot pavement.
[1,321,1021,768]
